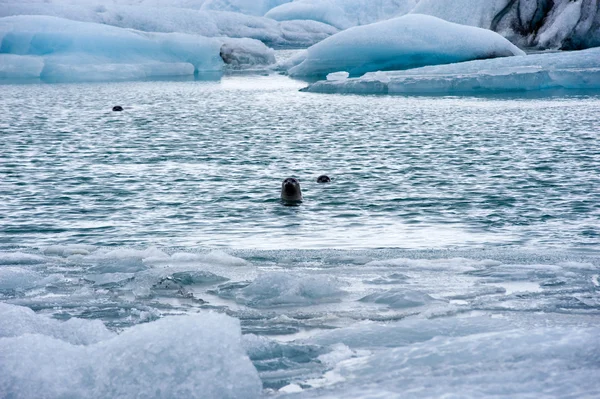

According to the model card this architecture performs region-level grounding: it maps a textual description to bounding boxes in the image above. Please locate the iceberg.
[412,0,600,50]
[303,47,600,94]
[0,15,276,82]
[0,306,262,399]
[287,14,525,78]
[0,2,337,48]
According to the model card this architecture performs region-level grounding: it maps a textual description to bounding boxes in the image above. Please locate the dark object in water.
[112,106,124,112]
[317,175,331,183]
[281,177,303,203]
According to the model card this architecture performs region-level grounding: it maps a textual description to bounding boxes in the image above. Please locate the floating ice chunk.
[0,303,115,344]
[220,38,276,68]
[0,313,262,399]
[0,267,42,291]
[0,15,226,82]
[304,47,600,94]
[326,71,349,81]
[168,250,248,266]
[236,272,344,308]
[288,14,524,78]
[0,251,46,265]
[359,288,440,308]
[43,244,96,257]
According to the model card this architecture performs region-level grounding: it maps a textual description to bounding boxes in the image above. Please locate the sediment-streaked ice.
[287,14,524,78]
[304,46,600,94]
[412,0,600,50]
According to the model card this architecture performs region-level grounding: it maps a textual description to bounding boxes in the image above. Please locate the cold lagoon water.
[1,72,600,397]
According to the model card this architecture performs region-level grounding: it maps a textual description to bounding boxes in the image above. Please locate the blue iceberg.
[287,14,524,78]
[0,15,276,82]
[304,47,600,94]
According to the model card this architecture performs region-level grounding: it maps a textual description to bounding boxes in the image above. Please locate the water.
[1,76,599,250]
[1,73,599,398]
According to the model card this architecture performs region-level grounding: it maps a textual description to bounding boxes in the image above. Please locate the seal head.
[112,106,124,112]
[281,178,302,203]
[316,175,331,183]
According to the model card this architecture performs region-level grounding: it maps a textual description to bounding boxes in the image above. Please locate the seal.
[316,175,331,183]
[281,177,303,203]
[112,106,124,112]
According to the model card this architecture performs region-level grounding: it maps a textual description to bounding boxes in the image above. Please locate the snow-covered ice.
[304,46,600,94]
[287,14,524,78]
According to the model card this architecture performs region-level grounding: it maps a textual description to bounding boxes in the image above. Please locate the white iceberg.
[304,47,600,94]
[0,15,276,82]
[288,14,525,78]
[0,2,337,48]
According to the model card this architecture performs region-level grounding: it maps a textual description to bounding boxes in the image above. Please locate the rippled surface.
[1,76,599,250]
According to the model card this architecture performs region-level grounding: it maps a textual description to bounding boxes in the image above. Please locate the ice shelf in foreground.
[0,15,275,82]
[303,47,600,94]
[0,304,262,399]
[287,14,524,79]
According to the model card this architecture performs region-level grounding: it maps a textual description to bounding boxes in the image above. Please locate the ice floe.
[287,14,524,78]
[304,46,600,94]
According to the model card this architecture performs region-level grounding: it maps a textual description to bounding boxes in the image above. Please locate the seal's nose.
[284,182,297,195]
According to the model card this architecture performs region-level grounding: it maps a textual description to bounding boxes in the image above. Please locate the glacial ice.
[304,46,600,94]
[266,0,418,28]
[0,2,337,48]
[412,0,600,50]
[0,308,262,399]
[287,14,525,78]
[0,15,277,82]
